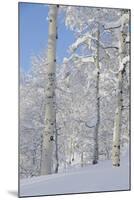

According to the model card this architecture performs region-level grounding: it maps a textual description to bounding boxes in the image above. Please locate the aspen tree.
[112,10,129,167]
[54,125,60,173]
[41,5,58,175]
[81,152,84,167]
[93,25,100,164]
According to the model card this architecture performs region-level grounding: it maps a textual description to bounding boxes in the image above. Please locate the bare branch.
[101,46,119,50]
[104,25,121,31]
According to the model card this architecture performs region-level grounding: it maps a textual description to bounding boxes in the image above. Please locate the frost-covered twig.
[63,53,94,64]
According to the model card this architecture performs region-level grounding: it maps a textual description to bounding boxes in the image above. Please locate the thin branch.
[101,46,119,50]
[104,25,121,30]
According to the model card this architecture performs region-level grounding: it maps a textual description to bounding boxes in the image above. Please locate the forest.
[19,4,130,189]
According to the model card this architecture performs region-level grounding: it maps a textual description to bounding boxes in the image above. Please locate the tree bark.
[112,10,128,167]
[81,152,84,167]
[41,5,58,175]
[112,71,123,166]
[69,138,73,164]
[55,125,59,173]
[93,26,100,164]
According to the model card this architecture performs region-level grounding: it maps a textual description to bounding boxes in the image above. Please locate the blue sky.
[19,2,75,72]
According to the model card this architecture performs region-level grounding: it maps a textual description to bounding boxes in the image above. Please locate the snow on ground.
[20,156,130,197]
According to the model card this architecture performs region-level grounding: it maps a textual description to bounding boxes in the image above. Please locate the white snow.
[104,13,129,30]
[69,33,97,52]
[80,56,94,63]
[70,35,90,52]
[122,55,129,65]
[20,155,130,197]
[104,18,121,30]
[118,56,129,72]
[63,54,94,64]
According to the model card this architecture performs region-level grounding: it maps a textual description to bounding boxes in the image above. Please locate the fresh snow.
[63,54,94,64]
[118,56,129,72]
[104,13,129,30]
[20,155,130,197]
[69,33,97,52]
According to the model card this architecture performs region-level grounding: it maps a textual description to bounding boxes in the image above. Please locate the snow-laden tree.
[61,6,130,165]
[61,7,118,164]
[20,55,47,178]
[110,10,130,167]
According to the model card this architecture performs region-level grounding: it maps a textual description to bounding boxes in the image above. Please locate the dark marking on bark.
[113,163,120,167]
[50,19,52,22]
[50,136,54,141]
[47,96,52,99]
[54,59,56,62]
[122,33,127,36]
[48,77,55,83]
[48,73,55,76]
[122,68,126,74]
[57,5,59,8]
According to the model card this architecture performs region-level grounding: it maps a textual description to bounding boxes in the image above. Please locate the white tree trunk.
[112,11,128,167]
[112,71,123,166]
[81,152,84,167]
[69,138,73,164]
[55,125,59,173]
[41,5,58,175]
[93,27,100,164]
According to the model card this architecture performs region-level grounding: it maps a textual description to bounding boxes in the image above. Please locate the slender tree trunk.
[112,11,127,167]
[93,26,100,164]
[81,152,84,167]
[41,5,58,175]
[69,138,73,164]
[55,125,59,173]
[72,149,74,162]
[112,72,123,166]
[64,141,67,171]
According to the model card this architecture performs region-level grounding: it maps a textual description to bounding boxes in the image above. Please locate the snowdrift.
[20,156,130,197]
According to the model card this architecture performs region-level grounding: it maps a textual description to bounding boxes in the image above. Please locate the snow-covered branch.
[104,13,129,30]
[63,54,94,64]
[69,33,97,52]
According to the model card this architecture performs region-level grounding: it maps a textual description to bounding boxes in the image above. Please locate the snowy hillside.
[20,155,130,197]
